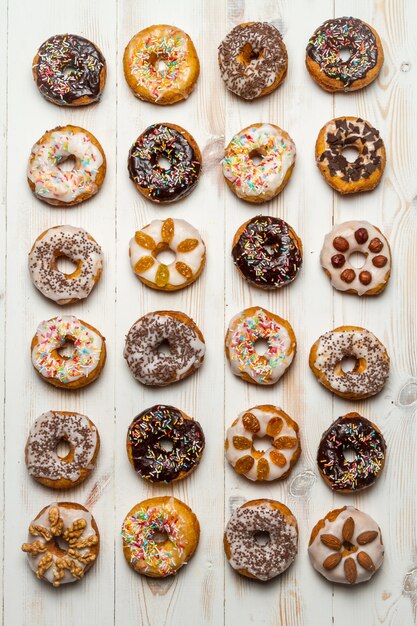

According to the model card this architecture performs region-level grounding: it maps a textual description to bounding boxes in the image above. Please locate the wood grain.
[0,0,416,624]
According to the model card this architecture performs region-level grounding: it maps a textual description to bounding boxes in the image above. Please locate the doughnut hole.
[54,254,82,278]
[334,356,367,376]
[349,251,367,268]
[152,530,170,545]
[156,340,171,355]
[341,146,360,163]
[249,148,267,166]
[57,154,79,172]
[252,434,272,459]
[156,155,171,171]
[155,246,176,265]
[338,47,353,62]
[254,530,271,546]
[159,438,174,452]
[57,337,76,359]
[343,448,356,463]
[254,338,269,355]
[149,52,169,73]
[56,438,72,461]
[237,43,264,65]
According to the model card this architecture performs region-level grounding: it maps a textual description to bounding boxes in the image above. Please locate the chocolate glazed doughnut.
[127,405,205,483]
[128,123,202,203]
[232,216,303,289]
[33,34,106,106]
[317,413,386,493]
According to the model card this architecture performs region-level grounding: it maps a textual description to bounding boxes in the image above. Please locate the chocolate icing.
[34,34,106,105]
[317,415,386,492]
[127,405,205,483]
[307,17,378,89]
[128,124,201,203]
[232,216,302,289]
[319,118,384,183]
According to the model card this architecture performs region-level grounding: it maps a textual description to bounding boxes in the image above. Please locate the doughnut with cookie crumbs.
[309,326,389,399]
[224,499,298,581]
[122,496,200,577]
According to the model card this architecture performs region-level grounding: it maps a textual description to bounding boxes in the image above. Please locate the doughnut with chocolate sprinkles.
[306,17,384,93]
[309,325,390,400]
[232,215,303,289]
[25,411,100,489]
[127,405,205,483]
[29,225,103,305]
[128,123,202,203]
[218,22,288,100]
[124,311,205,387]
[224,499,298,581]
[315,117,386,194]
[33,34,107,106]
[317,413,386,493]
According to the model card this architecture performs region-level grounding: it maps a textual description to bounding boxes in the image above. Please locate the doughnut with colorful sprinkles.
[223,123,296,203]
[27,125,106,206]
[306,17,384,93]
[123,24,200,104]
[225,306,296,385]
[121,496,200,577]
[31,315,106,389]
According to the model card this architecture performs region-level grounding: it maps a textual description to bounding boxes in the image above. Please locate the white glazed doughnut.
[27,125,106,206]
[223,123,296,203]
[22,502,99,587]
[308,506,384,585]
[309,325,390,399]
[129,218,206,291]
[320,220,391,296]
[29,225,103,305]
[31,316,106,389]
[225,405,301,481]
[225,306,296,385]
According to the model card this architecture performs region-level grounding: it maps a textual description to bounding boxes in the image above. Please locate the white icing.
[226,308,295,385]
[29,225,103,304]
[225,406,300,481]
[129,218,205,288]
[32,316,103,384]
[308,506,384,584]
[223,124,296,200]
[27,128,104,204]
[320,221,391,296]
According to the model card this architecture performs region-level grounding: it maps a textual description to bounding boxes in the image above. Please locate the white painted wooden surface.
[1,0,416,624]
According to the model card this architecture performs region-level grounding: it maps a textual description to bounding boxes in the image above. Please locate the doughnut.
[27,125,106,206]
[29,225,103,305]
[308,506,384,585]
[123,25,200,104]
[320,220,391,296]
[309,325,390,399]
[225,306,296,385]
[128,123,202,203]
[31,315,106,389]
[232,215,302,289]
[121,496,200,577]
[224,499,298,581]
[317,412,386,493]
[21,502,99,587]
[25,411,100,489]
[32,34,106,106]
[124,311,205,387]
[218,22,287,100]
[223,124,296,203]
[129,217,205,291]
[225,405,301,482]
[127,405,205,483]
[315,117,386,194]
[306,17,384,93]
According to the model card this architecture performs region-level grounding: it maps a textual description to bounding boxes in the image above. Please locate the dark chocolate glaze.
[127,405,205,483]
[317,414,386,492]
[128,124,201,203]
[319,118,384,183]
[307,17,378,89]
[34,34,106,105]
[232,215,302,289]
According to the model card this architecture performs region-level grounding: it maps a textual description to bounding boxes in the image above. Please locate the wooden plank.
[223,1,336,625]
[114,1,226,625]
[3,1,117,624]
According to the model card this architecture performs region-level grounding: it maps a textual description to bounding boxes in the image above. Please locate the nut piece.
[342,517,355,542]
[323,552,342,570]
[372,255,387,268]
[357,551,375,571]
[331,254,345,268]
[266,417,283,437]
[354,228,369,244]
[134,256,154,274]
[320,534,342,551]
[357,530,378,545]
[368,237,383,253]
[256,458,270,480]
[359,271,372,286]
[269,450,287,467]
[273,436,298,449]
[341,269,356,283]
[333,236,349,252]
[176,262,193,278]
[232,436,252,450]
[155,264,169,287]
[161,218,174,243]
[177,238,199,253]
[135,231,156,250]
[344,557,357,584]
[234,455,254,474]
